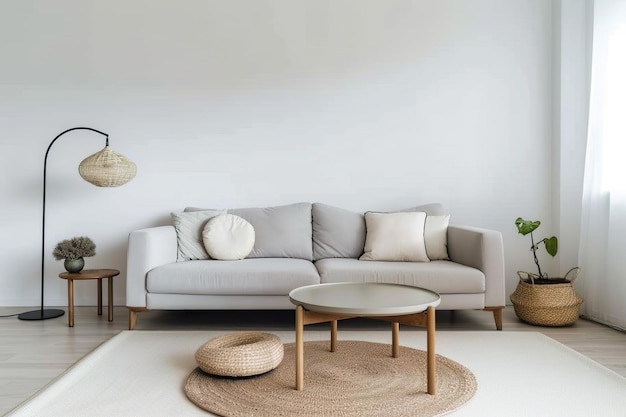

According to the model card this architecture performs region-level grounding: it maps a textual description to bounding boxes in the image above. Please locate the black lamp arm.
[44,127,109,162]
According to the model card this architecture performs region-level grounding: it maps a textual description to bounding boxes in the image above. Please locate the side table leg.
[392,322,399,358]
[427,306,436,395]
[295,305,304,390]
[108,277,113,321]
[67,279,74,327]
[97,279,103,316]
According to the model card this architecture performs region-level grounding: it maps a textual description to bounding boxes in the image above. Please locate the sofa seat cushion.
[314,258,484,294]
[147,258,320,296]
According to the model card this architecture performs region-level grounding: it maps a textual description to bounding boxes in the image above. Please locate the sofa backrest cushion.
[228,203,313,260]
[400,203,445,216]
[312,203,366,261]
[312,202,446,261]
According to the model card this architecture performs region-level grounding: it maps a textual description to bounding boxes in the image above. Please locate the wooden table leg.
[427,306,436,395]
[392,322,399,358]
[67,279,74,327]
[330,320,337,352]
[107,276,113,321]
[97,279,103,316]
[295,305,304,391]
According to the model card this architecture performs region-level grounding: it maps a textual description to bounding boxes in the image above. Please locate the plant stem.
[530,232,544,278]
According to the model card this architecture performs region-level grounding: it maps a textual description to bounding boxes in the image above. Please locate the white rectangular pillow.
[359,212,430,262]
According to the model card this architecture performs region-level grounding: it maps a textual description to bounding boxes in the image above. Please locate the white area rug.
[7,330,626,417]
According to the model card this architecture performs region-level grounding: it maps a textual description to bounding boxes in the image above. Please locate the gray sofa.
[126,202,505,330]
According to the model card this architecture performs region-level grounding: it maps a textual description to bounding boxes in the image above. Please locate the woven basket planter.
[510,268,583,327]
[195,332,284,377]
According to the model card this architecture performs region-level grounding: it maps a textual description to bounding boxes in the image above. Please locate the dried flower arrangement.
[52,236,96,260]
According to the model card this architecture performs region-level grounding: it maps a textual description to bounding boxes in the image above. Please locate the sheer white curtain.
[578,0,626,330]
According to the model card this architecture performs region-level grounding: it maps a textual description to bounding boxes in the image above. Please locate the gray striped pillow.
[171,210,225,261]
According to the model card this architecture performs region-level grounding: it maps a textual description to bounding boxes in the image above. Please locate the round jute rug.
[185,340,476,417]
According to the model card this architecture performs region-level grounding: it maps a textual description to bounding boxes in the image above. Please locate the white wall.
[0,0,556,307]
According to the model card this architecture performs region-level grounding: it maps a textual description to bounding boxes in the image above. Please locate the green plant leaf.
[515,218,540,236]
[544,236,558,256]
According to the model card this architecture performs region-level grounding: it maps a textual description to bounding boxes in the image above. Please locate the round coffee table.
[289,282,441,394]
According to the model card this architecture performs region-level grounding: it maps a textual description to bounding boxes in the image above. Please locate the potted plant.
[513,217,562,283]
[510,217,582,326]
[53,236,96,273]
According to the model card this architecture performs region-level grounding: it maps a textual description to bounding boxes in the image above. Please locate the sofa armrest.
[126,225,178,308]
[447,224,505,308]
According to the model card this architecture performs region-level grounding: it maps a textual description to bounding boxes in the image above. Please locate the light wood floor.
[1,306,625,415]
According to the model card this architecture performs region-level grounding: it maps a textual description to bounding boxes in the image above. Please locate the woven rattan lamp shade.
[79,146,137,187]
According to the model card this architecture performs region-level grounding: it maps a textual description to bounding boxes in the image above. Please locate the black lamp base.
[18,309,65,321]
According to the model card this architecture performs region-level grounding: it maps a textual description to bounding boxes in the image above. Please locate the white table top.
[289,282,441,316]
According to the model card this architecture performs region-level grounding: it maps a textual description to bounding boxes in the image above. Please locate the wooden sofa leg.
[484,306,504,331]
[128,307,147,330]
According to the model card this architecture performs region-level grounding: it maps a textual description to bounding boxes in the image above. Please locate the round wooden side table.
[58,269,120,327]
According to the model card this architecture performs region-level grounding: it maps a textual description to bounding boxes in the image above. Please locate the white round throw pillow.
[202,214,255,260]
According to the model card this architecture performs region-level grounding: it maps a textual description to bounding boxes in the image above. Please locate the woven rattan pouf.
[195,332,284,377]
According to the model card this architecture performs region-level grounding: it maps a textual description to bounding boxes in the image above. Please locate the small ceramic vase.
[64,257,85,273]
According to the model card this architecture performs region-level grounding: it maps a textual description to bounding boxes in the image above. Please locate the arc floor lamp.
[18,127,137,321]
